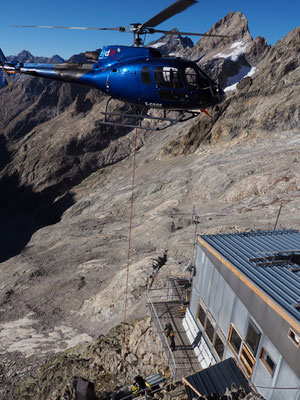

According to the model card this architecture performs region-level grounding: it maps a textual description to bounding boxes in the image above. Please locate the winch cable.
[123,124,138,344]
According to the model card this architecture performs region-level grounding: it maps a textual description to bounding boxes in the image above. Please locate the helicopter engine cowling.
[97,45,162,68]
[85,51,100,62]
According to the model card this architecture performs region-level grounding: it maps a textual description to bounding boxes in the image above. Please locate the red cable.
[123,125,138,343]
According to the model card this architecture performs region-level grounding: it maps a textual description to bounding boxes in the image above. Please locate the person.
[131,376,151,397]
[164,323,176,351]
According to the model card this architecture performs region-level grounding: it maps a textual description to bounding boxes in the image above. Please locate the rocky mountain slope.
[0,11,299,399]
[13,317,168,400]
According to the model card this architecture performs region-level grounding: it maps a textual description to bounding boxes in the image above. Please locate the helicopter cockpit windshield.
[184,65,211,90]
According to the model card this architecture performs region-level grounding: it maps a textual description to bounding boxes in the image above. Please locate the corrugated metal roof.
[199,229,300,322]
[184,357,252,398]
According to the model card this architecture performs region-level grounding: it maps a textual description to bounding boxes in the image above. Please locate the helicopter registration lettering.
[145,102,162,108]
[103,49,118,59]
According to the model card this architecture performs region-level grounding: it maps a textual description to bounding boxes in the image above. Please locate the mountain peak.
[147,34,194,57]
[8,50,64,64]
[193,11,252,55]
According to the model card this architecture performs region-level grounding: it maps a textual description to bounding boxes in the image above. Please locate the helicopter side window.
[154,67,184,89]
[141,66,152,85]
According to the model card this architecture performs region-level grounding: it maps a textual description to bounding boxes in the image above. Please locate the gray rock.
[244,36,270,66]
[237,76,252,92]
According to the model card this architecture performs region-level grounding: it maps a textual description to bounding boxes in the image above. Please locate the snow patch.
[247,66,257,77]
[151,42,164,48]
[214,41,250,62]
[230,41,243,49]
[225,66,257,92]
[0,313,92,357]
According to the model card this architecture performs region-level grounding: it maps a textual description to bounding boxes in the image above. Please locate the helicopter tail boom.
[0,51,98,88]
[17,62,94,84]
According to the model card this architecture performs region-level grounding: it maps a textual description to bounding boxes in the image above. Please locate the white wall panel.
[263,359,300,400]
[189,285,200,317]
[218,282,235,336]
[231,297,248,336]
[207,265,219,312]
[212,274,225,322]
[201,256,214,305]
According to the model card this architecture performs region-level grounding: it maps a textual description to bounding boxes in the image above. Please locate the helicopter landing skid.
[96,100,201,131]
[97,110,200,131]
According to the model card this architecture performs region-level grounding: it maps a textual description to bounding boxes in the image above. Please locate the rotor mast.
[131,24,144,47]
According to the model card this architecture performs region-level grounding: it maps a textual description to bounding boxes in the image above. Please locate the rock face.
[147,12,270,89]
[188,11,252,61]
[13,317,167,400]
[186,12,270,88]
[162,26,299,155]
[0,12,299,400]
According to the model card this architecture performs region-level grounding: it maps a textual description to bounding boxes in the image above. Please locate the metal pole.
[274,203,283,230]
[191,206,199,264]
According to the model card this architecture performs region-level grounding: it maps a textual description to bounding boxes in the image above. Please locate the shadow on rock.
[0,172,74,263]
[0,135,11,171]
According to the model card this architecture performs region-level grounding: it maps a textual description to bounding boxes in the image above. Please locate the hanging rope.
[123,125,138,343]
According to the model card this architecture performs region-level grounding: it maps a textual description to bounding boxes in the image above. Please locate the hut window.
[228,324,242,355]
[197,303,206,327]
[205,316,215,343]
[245,319,261,356]
[288,328,300,347]
[240,343,256,377]
[213,331,225,360]
[260,348,276,376]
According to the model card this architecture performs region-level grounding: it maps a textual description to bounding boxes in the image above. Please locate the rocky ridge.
[0,11,299,400]
[12,317,168,400]
[7,50,65,64]
[161,25,299,157]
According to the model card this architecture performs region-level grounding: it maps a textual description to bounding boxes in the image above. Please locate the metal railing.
[147,279,195,378]
[147,291,178,377]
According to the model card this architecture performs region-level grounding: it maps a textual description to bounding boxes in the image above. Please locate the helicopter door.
[154,66,187,103]
[141,66,152,85]
[140,66,157,105]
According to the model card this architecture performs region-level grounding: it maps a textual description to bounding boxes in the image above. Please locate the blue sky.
[1,0,299,59]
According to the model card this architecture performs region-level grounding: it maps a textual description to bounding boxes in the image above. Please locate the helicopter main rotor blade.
[10,25,129,32]
[152,28,229,38]
[139,0,197,31]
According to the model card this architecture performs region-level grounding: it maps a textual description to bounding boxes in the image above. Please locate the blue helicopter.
[0,0,226,130]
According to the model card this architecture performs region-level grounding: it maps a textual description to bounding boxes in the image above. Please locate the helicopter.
[0,0,227,130]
